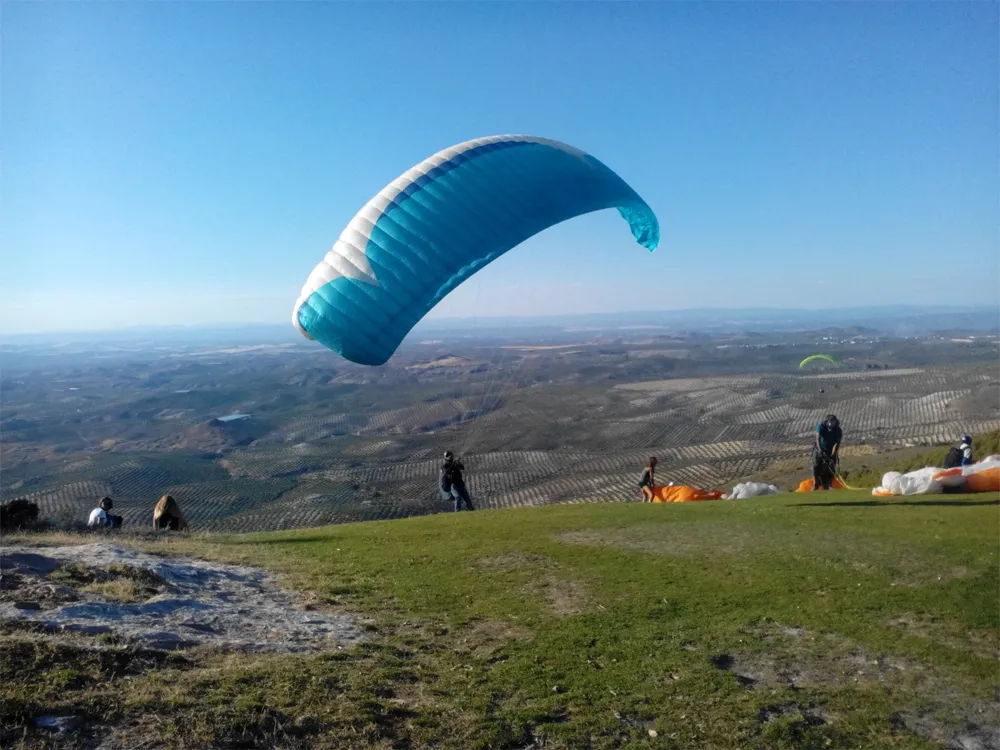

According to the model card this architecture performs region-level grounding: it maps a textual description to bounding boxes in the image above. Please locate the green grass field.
[4,488,997,749]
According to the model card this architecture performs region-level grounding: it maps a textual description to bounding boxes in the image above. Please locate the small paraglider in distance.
[292,135,659,366]
[799,354,840,369]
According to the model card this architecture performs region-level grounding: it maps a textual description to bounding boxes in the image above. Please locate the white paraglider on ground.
[873,455,1000,496]
[724,482,781,500]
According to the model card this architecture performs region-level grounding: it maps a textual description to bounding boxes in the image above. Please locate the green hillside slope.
[4,490,997,749]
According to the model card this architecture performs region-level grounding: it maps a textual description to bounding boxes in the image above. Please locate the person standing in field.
[812,414,842,490]
[442,451,475,511]
[639,456,658,502]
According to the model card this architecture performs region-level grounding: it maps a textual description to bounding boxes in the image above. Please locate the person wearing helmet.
[960,435,974,466]
[943,436,974,469]
[958,435,974,466]
[441,451,475,511]
[812,415,842,490]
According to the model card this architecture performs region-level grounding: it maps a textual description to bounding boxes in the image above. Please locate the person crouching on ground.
[943,435,975,469]
[639,456,658,502]
[88,496,123,529]
[442,451,475,511]
[960,435,974,466]
[153,495,189,532]
[812,414,842,490]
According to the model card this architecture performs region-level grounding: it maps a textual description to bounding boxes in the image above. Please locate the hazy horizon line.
[1,303,997,340]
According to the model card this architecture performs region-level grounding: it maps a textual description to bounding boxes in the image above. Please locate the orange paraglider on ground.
[650,485,724,503]
[931,465,1000,494]
[795,476,849,492]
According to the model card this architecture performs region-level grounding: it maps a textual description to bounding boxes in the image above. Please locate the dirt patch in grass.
[892,702,1000,750]
[476,552,589,617]
[711,620,921,690]
[460,617,533,653]
[474,552,552,572]
[0,570,80,610]
[1,543,368,654]
[888,613,999,661]
[711,619,1000,750]
[558,522,969,588]
[558,523,759,558]
[540,577,587,617]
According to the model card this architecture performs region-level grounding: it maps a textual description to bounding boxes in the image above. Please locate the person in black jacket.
[442,451,475,511]
[812,415,843,490]
[639,456,658,502]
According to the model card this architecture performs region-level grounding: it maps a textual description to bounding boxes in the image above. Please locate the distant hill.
[169,418,261,454]
[104,418,265,456]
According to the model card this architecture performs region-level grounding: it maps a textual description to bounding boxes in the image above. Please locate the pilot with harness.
[942,435,974,469]
[813,414,842,490]
[440,451,475,512]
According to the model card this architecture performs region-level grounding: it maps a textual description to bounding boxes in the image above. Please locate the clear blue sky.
[3,1,997,333]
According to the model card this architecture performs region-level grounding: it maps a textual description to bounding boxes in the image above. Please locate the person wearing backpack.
[943,436,974,469]
[439,464,453,501]
[812,415,842,490]
[442,451,475,511]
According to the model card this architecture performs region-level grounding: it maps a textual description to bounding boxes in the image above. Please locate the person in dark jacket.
[442,451,475,511]
[639,456,658,502]
[943,436,974,469]
[812,415,842,490]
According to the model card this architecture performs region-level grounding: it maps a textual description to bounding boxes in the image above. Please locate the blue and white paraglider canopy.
[293,134,660,366]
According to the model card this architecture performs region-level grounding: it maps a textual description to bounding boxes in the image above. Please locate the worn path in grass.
[3,490,998,749]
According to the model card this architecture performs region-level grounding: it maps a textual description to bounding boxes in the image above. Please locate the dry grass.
[79,578,153,603]
[50,562,167,602]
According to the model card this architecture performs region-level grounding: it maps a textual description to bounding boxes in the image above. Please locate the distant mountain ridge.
[1,304,996,345]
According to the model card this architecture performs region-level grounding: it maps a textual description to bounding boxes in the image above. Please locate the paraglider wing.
[799,354,839,368]
[292,135,659,365]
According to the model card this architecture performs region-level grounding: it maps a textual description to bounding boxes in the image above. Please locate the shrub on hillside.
[0,498,40,530]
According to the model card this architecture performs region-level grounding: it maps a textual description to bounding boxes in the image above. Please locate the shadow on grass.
[241,536,339,545]
[793,499,999,508]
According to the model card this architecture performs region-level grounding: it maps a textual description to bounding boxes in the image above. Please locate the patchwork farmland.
[2,328,998,532]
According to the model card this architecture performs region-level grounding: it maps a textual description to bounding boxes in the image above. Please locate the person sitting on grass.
[153,495,189,532]
[87,497,123,529]
[639,456,658,502]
